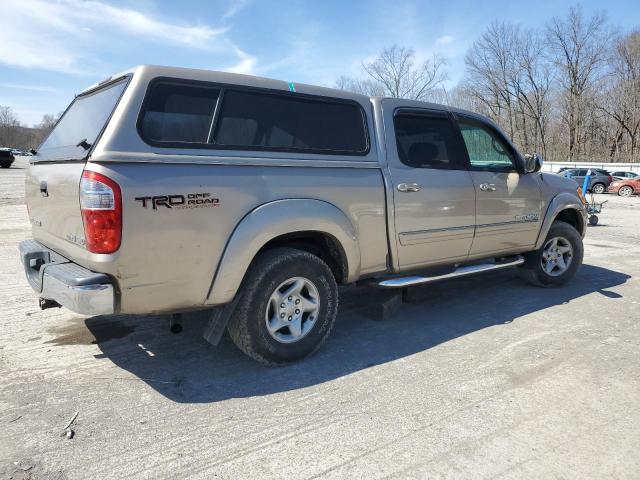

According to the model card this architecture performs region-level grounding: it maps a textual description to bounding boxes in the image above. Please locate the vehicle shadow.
[85,264,629,403]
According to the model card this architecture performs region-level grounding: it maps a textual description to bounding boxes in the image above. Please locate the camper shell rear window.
[36,77,130,161]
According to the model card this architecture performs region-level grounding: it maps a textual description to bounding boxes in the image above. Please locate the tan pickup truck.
[19,65,587,365]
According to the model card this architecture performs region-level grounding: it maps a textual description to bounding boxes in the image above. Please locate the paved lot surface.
[2,157,639,479]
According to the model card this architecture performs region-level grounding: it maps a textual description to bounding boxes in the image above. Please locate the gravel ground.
[1,157,639,479]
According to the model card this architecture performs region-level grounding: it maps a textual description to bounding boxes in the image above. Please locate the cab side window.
[394,113,464,169]
[458,120,516,172]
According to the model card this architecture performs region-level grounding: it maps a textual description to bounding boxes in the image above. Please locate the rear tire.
[227,247,339,366]
[618,186,633,197]
[0,162,11,169]
[591,183,606,194]
[518,221,583,288]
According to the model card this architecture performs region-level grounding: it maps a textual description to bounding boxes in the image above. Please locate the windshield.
[37,78,129,160]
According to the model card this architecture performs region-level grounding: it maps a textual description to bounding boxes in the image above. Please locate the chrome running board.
[377,256,525,288]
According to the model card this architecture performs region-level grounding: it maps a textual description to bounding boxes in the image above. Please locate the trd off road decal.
[515,213,539,222]
[135,192,220,210]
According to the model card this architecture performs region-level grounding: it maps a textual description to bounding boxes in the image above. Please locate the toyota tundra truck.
[19,65,588,365]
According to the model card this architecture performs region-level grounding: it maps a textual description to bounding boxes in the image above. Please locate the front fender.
[535,192,587,249]
[206,199,361,305]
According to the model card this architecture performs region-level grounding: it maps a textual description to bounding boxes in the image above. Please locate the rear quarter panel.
[84,162,387,314]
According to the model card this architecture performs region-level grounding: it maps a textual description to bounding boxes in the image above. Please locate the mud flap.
[202,295,241,346]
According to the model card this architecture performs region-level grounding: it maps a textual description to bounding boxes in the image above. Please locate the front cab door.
[384,101,476,271]
[455,115,542,258]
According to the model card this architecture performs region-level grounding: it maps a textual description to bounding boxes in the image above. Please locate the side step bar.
[378,256,525,288]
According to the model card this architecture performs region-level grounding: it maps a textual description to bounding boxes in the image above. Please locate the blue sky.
[1,0,638,126]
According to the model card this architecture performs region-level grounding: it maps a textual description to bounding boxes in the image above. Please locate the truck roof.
[78,64,492,130]
[80,65,447,109]
[79,64,372,102]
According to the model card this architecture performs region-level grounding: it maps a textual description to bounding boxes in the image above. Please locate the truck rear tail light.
[80,170,122,254]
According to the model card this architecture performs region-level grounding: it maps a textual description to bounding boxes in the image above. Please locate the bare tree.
[0,107,64,151]
[37,113,60,133]
[28,112,63,149]
[513,29,554,158]
[336,45,448,100]
[458,7,640,163]
[0,106,21,147]
[362,46,448,100]
[547,6,608,160]
[463,21,553,156]
[464,22,520,138]
[335,75,386,97]
[597,31,640,159]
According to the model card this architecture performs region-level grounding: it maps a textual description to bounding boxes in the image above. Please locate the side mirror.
[524,153,543,173]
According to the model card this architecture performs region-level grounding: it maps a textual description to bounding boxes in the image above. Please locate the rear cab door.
[381,99,476,270]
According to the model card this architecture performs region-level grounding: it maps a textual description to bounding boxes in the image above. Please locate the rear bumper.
[18,239,115,316]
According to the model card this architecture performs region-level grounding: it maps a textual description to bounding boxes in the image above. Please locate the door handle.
[479,183,496,192]
[397,183,421,192]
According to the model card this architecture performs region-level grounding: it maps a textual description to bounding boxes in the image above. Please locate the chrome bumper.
[18,240,115,316]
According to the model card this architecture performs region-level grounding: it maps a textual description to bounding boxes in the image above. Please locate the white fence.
[542,161,640,174]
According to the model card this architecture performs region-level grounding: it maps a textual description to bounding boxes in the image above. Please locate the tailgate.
[26,162,88,248]
[26,78,129,253]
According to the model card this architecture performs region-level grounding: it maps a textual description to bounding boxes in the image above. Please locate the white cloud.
[0,83,62,93]
[226,47,257,75]
[436,35,455,46]
[84,2,229,46]
[222,0,252,20]
[0,0,232,73]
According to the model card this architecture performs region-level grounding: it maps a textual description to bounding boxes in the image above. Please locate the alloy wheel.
[619,186,633,197]
[541,236,573,277]
[265,277,320,343]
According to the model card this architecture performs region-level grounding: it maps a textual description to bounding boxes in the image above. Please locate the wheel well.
[257,231,348,283]
[555,208,584,236]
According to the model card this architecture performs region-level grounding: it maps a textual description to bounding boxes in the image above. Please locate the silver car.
[610,171,639,181]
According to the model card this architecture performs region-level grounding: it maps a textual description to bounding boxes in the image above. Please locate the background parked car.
[0,148,15,168]
[608,177,640,196]
[559,168,613,193]
[610,170,639,180]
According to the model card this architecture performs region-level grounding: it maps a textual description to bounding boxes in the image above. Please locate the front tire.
[227,247,339,366]
[592,183,606,194]
[519,221,583,287]
[0,162,11,169]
